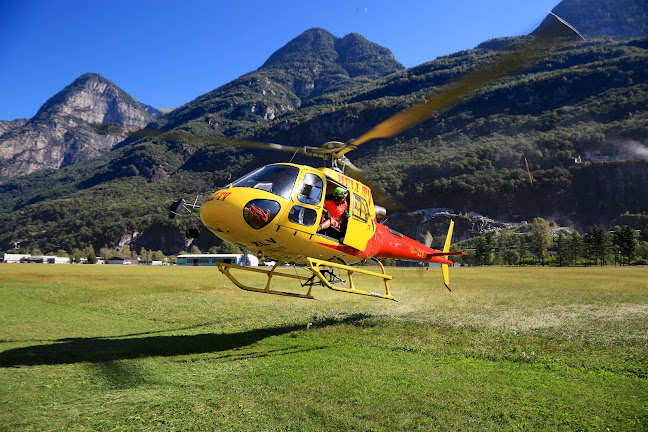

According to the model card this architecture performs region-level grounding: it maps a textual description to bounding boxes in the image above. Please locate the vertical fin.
[442,264,451,292]
[443,220,454,254]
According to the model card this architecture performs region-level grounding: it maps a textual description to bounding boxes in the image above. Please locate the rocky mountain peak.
[552,0,648,38]
[0,73,152,179]
[262,28,402,78]
[262,28,339,67]
[35,73,149,128]
[157,28,404,133]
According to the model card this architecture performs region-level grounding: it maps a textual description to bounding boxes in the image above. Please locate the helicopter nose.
[199,190,239,232]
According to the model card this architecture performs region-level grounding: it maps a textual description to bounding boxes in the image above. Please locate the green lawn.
[0,264,646,431]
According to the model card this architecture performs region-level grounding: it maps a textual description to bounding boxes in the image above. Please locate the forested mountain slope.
[1,0,647,255]
[338,37,647,226]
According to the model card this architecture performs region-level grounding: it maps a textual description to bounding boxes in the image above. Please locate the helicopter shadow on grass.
[0,313,373,368]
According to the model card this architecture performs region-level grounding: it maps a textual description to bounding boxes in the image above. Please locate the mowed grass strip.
[0,264,646,431]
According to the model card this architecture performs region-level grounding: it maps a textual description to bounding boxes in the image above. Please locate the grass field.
[0,264,646,431]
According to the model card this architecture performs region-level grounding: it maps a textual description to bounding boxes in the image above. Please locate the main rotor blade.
[337,12,584,157]
[344,160,403,210]
[132,129,306,154]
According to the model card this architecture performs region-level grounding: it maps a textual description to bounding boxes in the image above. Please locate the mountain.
[552,0,648,38]
[0,3,646,255]
[155,28,403,137]
[0,29,406,253]
[0,73,153,179]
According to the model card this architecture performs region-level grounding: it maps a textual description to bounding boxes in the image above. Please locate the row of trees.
[458,218,646,267]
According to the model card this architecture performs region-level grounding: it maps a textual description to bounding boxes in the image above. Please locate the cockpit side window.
[352,193,370,222]
[231,165,299,201]
[297,173,324,205]
[288,205,318,227]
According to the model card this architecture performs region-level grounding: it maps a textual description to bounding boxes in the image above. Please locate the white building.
[28,255,71,264]
[0,254,71,264]
[140,260,164,266]
[105,257,139,265]
[0,253,30,263]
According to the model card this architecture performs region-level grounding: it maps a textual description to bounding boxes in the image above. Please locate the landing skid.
[216,261,315,299]
[215,257,395,301]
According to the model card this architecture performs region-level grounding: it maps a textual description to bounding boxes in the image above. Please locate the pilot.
[318,187,350,235]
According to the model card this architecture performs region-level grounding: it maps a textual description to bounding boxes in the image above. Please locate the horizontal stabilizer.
[427,251,466,258]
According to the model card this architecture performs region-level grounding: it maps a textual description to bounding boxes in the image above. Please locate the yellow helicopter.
[166,13,582,300]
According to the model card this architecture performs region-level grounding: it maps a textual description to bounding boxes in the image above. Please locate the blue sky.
[0,0,562,121]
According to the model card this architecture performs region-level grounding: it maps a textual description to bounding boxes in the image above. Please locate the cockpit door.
[342,192,375,251]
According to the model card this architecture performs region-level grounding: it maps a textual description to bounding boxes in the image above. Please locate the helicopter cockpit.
[223,163,367,247]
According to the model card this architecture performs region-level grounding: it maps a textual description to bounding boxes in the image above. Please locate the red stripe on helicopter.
[317,223,461,265]
[315,242,368,259]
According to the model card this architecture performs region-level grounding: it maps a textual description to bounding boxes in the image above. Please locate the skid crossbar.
[306,257,395,301]
[215,258,396,301]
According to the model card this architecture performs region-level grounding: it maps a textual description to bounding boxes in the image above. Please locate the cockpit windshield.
[231,165,300,201]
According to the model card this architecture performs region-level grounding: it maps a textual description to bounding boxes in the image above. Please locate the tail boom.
[367,220,465,291]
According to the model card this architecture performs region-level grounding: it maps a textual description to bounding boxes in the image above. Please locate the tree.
[530,218,551,265]
[218,241,242,254]
[613,225,639,265]
[84,245,96,263]
[502,249,519,265]
[636,241,648,264]
[555,233,568,267]
[87,251,97,264]
[474,235,493,266]
[474,237,486,266]
[585,225,611,266]
[100,246,117,259]
[494,232,507,266]
[71,248,83,264]
[568,232,584,266]
[518,235,529,265]
[139,247,150,262]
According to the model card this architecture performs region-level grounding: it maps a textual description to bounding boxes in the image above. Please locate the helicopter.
[166,13,583,300]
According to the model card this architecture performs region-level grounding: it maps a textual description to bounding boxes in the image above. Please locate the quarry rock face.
[0,73,151,179]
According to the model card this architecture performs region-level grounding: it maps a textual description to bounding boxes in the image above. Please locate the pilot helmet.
[333,187,347,198]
